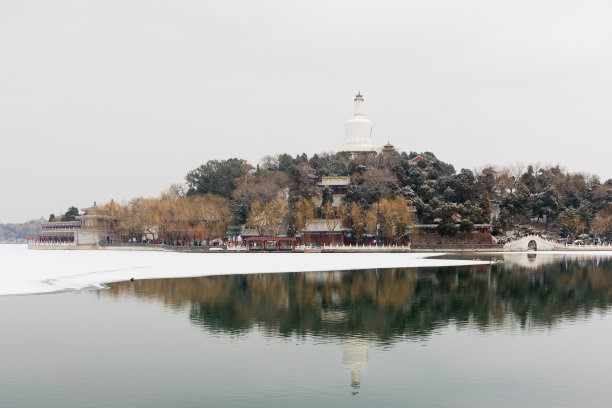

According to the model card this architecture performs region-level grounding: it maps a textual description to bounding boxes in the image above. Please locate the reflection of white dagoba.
[342,337,371,393]
[339,92,376,158]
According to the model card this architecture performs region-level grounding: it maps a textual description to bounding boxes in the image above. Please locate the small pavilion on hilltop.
[382,141,395,155]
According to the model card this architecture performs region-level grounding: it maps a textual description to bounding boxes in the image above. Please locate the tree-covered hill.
[47,150,610,245]
[183,151,612,242]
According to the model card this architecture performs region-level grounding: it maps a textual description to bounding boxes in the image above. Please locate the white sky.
[1,0,611,222]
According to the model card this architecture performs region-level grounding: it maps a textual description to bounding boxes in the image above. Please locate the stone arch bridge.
[503,236,557,252]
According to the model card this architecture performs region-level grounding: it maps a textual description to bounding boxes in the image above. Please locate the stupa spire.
[353,91,364,116]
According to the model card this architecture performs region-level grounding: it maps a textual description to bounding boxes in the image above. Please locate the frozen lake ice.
[0,245,491,296]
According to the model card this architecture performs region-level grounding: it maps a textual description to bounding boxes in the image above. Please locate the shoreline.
[27,243,612,253]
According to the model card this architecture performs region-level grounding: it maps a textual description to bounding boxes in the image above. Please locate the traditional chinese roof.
[303,219,346,233]
[81,202,101,213]
[415,223,492,229]
[241,228,260,237]
[318,176,350,187]
[382,141,396,154]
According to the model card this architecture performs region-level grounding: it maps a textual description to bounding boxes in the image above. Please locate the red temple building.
[316,176,350,207]
[300,219,347,246]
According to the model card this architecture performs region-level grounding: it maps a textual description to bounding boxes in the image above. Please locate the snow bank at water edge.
[0,245,492,296]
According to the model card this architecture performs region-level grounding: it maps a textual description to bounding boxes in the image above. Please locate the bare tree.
[232,171,291,222]
[259,155,279,171]
[355,168,398,204]
[322,202,342,243]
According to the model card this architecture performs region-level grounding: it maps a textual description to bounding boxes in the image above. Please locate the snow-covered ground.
[0,245,491,296]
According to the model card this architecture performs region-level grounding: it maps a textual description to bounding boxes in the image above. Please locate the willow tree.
[365,207,378,240]
[101,198,163,242]
[191,194,232,244]
[348,201,366,244]
[377,196,414,244]
[292,197,316,236]
[140,197,163,242]
[321,202,346,244]
[247,196,288,237]
[129,198,155,242]
[101,200,130,242]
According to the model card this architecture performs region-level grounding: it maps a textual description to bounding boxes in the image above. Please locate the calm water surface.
[2,253,612,407]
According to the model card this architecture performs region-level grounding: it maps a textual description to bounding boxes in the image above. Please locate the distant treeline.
[179,151,612,241]
[0,220,42,243]
[0,206,81,243]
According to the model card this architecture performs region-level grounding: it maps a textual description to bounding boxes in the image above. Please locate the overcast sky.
[1,0,611,222]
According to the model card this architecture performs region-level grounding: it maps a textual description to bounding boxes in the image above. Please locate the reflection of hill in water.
[103,256,612,342]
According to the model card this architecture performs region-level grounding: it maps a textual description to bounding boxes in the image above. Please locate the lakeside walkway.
[27,239,612,253]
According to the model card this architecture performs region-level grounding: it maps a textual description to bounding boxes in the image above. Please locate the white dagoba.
[339,91,376,156]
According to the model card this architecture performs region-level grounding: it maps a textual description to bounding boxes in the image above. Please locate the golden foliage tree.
[376,196,414,244]
[292,197,316,235]
[191,194,232,244]
[100,188,232,244]
[592,205,612,241]
[348,201,366,244]
[365,207,378,239]
[321,202,345,243]
[247,196,288,237]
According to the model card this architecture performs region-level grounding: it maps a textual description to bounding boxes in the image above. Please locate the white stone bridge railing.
[306,244,410,252]
[27,241,77,249]
[503,236,612,252]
